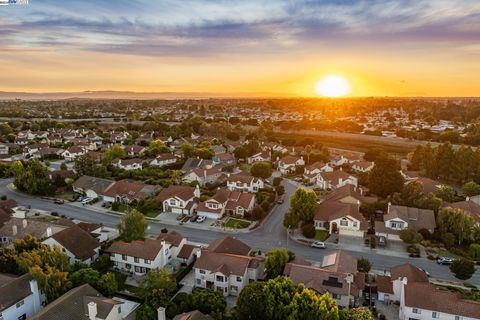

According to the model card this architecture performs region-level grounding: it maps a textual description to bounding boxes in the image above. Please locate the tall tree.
[138,268,177,308]
[236,281,267,320]
[289,188,318,223]
[118,209,148,242]
[250,162,273,179]
[265,248,290,279]
[367,155,404,198]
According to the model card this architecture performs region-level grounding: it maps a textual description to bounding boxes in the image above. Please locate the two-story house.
[226,172,264,193]
[182,167,225,187]
[122,144,146,156]
[316,170,358,190]
[196,188,255,219]
[193,237,264,297]
[247,151,270,164]
[155,185,200,215]
[112,158,144,171]
[313,200,367,237]
[375,203,436,241]
[62,146,86,161]
[277,156,305,175]
[150,153,177,167]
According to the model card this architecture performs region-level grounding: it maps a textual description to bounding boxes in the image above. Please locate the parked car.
[189,215,198,223]
[277,195,285,204]
[196,216,206,223]
[176,214,186,221]
[81,197,92,204]
[53,199,64,204]
[437,257,453,265]
[378,236,387,247]
[311,241,326,249]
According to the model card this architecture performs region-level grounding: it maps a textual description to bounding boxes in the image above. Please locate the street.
[0,178,478,284]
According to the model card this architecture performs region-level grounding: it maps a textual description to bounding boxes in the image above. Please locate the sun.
[315,75,351,97]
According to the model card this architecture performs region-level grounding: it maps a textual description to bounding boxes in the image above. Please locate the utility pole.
[345,273,354,310]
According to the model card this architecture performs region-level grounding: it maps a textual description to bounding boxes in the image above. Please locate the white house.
[150,153,177,167]
[351,161,374,172]
[108,238,172,275]
[157,231,199,265]
[42,225,100,265]
[226,172,264,193]
[155,185,200,215]
[112,158,144,171]
[247,151,270,164]
[0,273,46,320]
[313,200,367,237]
[62,146,86,161]
[182,167,224,187]
[196,187,255,219]
[277,155,305,175]
[316,170,358,190]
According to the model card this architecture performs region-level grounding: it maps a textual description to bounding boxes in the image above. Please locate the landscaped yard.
[222,218,251,229]
[112,203,130,213]
[144,211,159,218]
[56,192,79,202]
[315,230,329,241]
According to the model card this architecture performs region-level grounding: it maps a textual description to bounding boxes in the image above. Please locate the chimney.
[88,302,97,320]
[12,225,17,236]
[466,196,470,202]
[357,199,361,209]
[46,227,52,237]
[196,250,202,258]
[157,307,166,320]
[22,219,28,229]
[387,202,392,213]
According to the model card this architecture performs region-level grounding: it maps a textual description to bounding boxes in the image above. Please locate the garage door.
[198,211,220,220]
[339,228,364,237]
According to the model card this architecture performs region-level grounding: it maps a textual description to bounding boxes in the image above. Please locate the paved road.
[1,178,478,284]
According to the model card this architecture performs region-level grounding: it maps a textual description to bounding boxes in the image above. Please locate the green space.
[144,211,159,218]
[315,230,328,241]
[112,203,130,213]
[55,192,78,202]
[222,218,251,229]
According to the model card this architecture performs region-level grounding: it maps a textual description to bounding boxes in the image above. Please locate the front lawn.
[315,230,329,241]
[56,192,79,202]
[111,203,129,213]
[222,218,251,229]
[144,211,159,218]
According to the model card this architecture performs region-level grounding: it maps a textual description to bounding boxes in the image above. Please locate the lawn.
[222,218,251,229]
[56,192,79,202]
[144,211,159,218]
[315,230,329,241]
[112,203,130,213]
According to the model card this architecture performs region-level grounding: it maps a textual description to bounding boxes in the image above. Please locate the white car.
[196,216,206,223]
[311,241,326,249]
[81,197,92,204]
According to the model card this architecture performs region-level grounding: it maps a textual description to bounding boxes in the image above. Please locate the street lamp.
[345,273,354,310]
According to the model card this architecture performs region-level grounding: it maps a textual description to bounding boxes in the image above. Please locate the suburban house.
[446,197,480,224]
[377,263,429,303]
[375,203,436,241]
[212,153,236,167]
[102,179,158,204]
[313,200,368,237]
[108,238,172,275]
[72,175,115,199]
[0,273,46,320]
[329,154,362,167]
[0,218,67,247]
[303,162,334,182]
[29,284,139,320]
[181,158,213,173]
[150,153,177,167]
[157,231,199,265]
[277,155,305,175]
[62,146,86,161]
[193,237,264,296]
[351,161,374,172]
[42,225,101,265]
[226,172,264,193]
[112,158,144,171]
[196,187,255,219]
[284,251,365,308]
[122,144,146,156]
[247,151,270,164]
[322,184,377,205]
[76,222,119,243]
[316,170,358,190]
[182,167,225,187]
[156,185,200,215]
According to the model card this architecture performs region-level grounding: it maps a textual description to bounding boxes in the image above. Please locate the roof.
[390,263,429,283]
[385,205,436,231]
[177,244,199,260]
[173,310,213,320]
[320,250,358,274]
[155,153,176,161]
[319,170,355,183]
[72,176,114,194]
[314,201,368,230]
[447,199,480,223]
[0,273,34,312]
[77,222,102,233]
[157,230,184,247]
[0,217,68,240]
[375,275,394,294]
[50,225,100,260]
[29,284,104,320]
[404,282,480,318]
[324,184,376,204]
[226,172,257,184]
[279,155,301,165]
[107,239,163,260]
[156,185,197,202]
[194,250,259,277]
[409,177,443,195]
[102,179,157,200]
[207,236,251,255]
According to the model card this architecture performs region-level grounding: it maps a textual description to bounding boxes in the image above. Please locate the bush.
[442,232,455,248]
[273,177,282,186]
[370,236,376,248]
[450,259,475,280]
[418,228,432,240]
[252,206,265,220]
[407,245,420,258]
[261,200,270,211]
[301,223,316,238]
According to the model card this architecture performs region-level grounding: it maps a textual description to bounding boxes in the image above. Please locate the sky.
[1,0,480,97]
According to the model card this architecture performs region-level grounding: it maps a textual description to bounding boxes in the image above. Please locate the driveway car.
[196,216,206,223]
[437,257,453,265]
[189,215,198,223]
[311,241,326,249]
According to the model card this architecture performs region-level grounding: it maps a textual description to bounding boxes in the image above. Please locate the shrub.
[450,259,475,280]
[442,232,455,248]
[418,228,432,240]
[370,236,376,248]
[273,177,282,186]
[261,200,270,211]
[301,223,316,238]
[252,206,265,220]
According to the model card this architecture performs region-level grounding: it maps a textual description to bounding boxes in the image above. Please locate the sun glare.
[315,75,351,97]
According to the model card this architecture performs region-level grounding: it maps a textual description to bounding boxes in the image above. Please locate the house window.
[432,312,440,318]
[216,275,224,282]
[15,300,24,308]
[200,270,206,274]
[237,208,244,214]
[412,308,421,314]
[352,221,358,228]
[169,199,176,206]
[390,221,404,229]
[134,257,139,263]
[455,316,463,320]
[121,254,127,261]
[144,259,150,264]
[340,219,348,227]
[196,279,202,285]
[331,293,340,299]
[236,276,242,282]
[231,285,239,292]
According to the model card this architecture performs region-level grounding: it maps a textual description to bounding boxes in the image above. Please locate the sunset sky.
[1,0,479,97]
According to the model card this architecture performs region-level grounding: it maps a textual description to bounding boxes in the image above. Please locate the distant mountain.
[0,90,292,100]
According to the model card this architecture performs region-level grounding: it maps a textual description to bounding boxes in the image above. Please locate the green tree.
[30,265,71,302]
[469,243,480,260]
[463,181,480,197]
[69,268,100,287]
[289,188,318,223]
[250,162,273,179]
[118,209,148,242]
[236,281,267,320]
[190,289,227,315]
[342,307,374,320]
[437,208,474,245]
[367,155,404,198]
[135,304,157,320]
[74,154,108,178]
[98,272,118,296]
[12,160,55,196]
[399,228,423,245]
[304,145,312,164]
[357,258,372,273]
[147,139,170,156]
[265,248,290,279]
[138,268,177,308]
[91,253,112,273]
[105,144,126,160]
[436,185,457,202]
[283,211,299,229]
[450,259,475,280]
[181,143,196,158]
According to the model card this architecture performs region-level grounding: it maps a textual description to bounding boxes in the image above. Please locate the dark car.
[189,215,198,223]
[437,257,453,265]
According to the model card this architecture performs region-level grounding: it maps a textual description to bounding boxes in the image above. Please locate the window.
[340,219,348,227]
[390,221,404,229]
[352,222,358,228]
[144,259,150,264]
[15,300,24,308]
[332,293,340,299]
[455,316,463,320]
[134,257,139,263]
[118,306,121,314]
[169,199,176,205]
[236,276,242,282]
[196,279,202,285]
[231,285,239,292]
[432,312,439,319]
[216,275,224,282]
[122,254,127,261]
[412,308,421,314]
[237,208,244,214]
[200,270,206,274]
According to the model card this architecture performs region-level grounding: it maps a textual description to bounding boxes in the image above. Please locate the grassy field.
[222,218,251,229]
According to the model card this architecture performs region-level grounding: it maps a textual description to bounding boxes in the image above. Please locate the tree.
[236,281,267,320]
[436,185,457,202]
[30,265,71,302]
[450,258,475,280]
[252,205,265,220]
[69,268,100,287]
[341,307,374,320]
[437,207,474,245]
[147,139,170,156]
[304,145,312,164]
[399,228,423,245]
[367,155,404,198]
[265,248,290,279]
[233,146,249,160]
[469,243,480,260]
[118,209,148,242]
[301,223,316,238]
[60,162,68,170]
[138,268,177,308]
[12,160,55,196]
[181,143,195,158]
[462,181,480,197]
[357,258,372,273]
[74,154,108,178]
[289,188,318,223]
[283,211,299,230]
[104,144,126,160]
[91,253,113,273]
[98,272,118,296]
[250,162,273,179]
[190,289,227,315]
[276,185,285,196]
[136,304,157,320]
